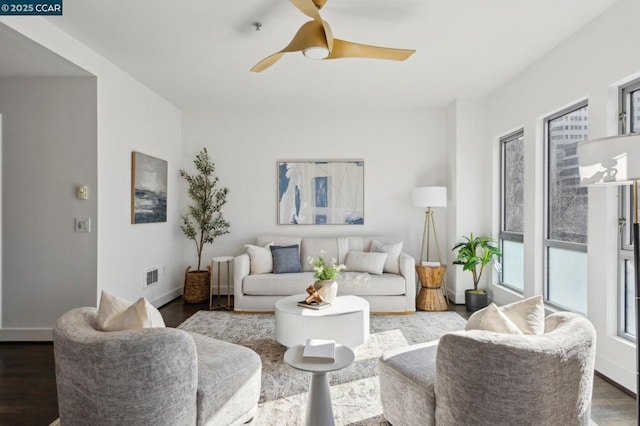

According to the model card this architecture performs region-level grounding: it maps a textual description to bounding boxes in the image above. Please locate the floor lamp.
[413,186,447,264]
[412,186,448,310]
[577,133,640,424]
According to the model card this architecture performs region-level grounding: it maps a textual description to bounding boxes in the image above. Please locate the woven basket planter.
[183,265,211,303]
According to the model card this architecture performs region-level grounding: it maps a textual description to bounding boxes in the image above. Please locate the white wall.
[0,77,97,339]
[0,18,184,340]
[483,0,640,391]
[182,108,448,292]
[446,99,494,303]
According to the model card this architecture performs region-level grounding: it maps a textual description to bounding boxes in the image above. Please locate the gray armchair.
[53,307,261,426]
[379,312,596,426]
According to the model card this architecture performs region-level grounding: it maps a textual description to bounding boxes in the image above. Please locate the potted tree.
[452,233,502,312]
[180,148,230,303]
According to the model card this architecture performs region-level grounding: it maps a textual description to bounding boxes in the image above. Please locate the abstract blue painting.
[132,152,168,224]
[278,160,364,225]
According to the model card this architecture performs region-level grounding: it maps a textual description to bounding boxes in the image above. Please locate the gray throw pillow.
[270,244,303,274]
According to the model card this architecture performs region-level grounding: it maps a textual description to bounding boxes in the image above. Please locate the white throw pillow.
[370,240,403,274]
[244,242,273,274]
[96,291,165,332]
[465,303,523,334]
[345,251,388,275]
[500,295,545,335]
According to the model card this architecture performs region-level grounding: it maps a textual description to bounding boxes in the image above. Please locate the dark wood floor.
[0,297,636,425]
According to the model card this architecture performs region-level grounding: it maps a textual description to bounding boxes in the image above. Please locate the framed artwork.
[278,160,364,225]
[131,151,168,224]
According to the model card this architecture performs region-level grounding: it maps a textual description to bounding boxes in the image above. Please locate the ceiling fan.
[250,0,415,72]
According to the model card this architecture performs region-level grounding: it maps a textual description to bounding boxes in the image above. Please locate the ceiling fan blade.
[251,21,329,72]
[250,52,287,73]
[327,38,415,61]
[289,0,333,51]
[290,0,323,22]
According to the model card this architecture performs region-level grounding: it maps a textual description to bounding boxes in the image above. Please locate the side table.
[210,256,234,310]
[415,263,448,311]
[284,344,355,426]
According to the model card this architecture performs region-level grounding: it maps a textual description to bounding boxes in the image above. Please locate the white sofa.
[233,235,416,313]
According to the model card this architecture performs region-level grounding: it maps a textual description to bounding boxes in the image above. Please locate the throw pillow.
[465,303,523,334]
[244,242,273,274]
[370,240,403,274]
[345,251,388,275]
[500,295,545,335]
[271,244,303,274]
[96,291,165,332]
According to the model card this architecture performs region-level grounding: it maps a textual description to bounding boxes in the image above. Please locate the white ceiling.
[14,0,618,110]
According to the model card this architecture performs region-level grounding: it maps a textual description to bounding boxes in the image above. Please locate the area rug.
[178,311,467,425]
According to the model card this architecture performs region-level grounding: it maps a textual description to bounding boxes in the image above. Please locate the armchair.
[379,312,596,425]
[53,307,261,426]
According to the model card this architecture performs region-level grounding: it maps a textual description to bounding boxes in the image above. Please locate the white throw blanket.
[336,272,370,290]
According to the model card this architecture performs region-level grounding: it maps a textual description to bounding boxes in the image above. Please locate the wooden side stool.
[415,264,448,311]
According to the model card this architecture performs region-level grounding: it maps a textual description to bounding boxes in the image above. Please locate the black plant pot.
[465,290,488,313]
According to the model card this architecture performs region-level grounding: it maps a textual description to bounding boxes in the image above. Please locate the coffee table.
[274,294,370,349]
[284,343,355,426]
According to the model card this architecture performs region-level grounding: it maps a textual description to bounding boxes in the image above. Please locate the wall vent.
[144,268,159,287]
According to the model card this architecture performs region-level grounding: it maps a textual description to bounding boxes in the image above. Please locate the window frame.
[543,101,589,314]
[499,129,524,292]
[616,78,640,341]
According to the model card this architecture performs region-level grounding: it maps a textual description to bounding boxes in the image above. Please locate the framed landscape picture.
[131,151,168,224]
[278,160,364,225]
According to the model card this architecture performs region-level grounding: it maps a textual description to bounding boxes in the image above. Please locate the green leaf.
[179,148,230,268]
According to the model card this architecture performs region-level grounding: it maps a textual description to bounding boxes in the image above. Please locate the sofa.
[378,311,596,425]
[53,307,262,426]
[233,235,416,313]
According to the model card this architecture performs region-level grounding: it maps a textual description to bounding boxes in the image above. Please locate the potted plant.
[180,148,230,303]
[308,251,345,304]
[452,233,502,312]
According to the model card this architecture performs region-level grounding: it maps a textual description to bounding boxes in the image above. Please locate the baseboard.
[0,327,52,342]
[151,287,183,308]
[445,288,465,304]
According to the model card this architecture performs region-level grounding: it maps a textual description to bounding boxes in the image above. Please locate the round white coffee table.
[275,294,370,349]
[284,343,355,426]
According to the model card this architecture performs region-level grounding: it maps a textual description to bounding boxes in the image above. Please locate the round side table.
[284,344,355,426]
[210,256,234,310]
[415,264,448,311]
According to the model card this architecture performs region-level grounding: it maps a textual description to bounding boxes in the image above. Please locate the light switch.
[75,217,91,232]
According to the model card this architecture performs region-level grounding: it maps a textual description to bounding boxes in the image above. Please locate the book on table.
[297,300,331,310]
[302,338,336,362]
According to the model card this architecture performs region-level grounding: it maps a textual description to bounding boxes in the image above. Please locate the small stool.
[210,256,234,310]
[415,264,448,311]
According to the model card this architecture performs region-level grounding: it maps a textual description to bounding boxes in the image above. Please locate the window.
[544,102,589,315]
[617,79,640,340]
[499,130,524,292]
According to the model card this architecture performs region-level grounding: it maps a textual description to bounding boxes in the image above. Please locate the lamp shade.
[577,134,640,186]
[302,46,330,59]
[412,186,447,207]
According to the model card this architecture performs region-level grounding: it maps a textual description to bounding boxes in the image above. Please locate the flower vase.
[313,280,338,304]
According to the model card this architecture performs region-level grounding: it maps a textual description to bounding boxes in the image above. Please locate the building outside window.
[544,102,589,315]
[618,79,640,339]
[499,130,524,292]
